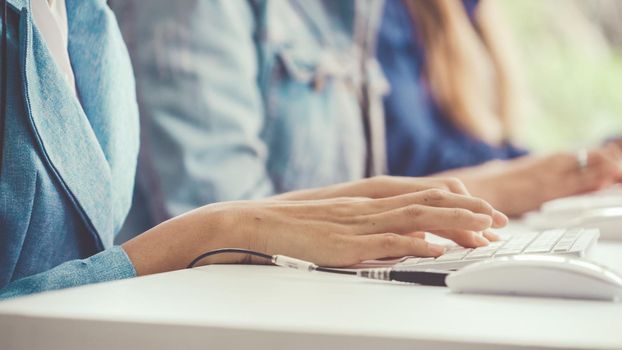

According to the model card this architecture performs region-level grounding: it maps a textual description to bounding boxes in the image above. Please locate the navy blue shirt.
[378,0,527,177]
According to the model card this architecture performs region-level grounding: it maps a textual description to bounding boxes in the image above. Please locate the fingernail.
[474,213,493,227]
[485,230,501,241]
[493,211,509,227]
[474,234,490,246]
[429,244,446,256]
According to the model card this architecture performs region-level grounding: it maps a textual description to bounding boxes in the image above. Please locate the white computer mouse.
[446,255,622,301]
[568,208,622,241]
[525,207,622,241]
[540,195,622,216]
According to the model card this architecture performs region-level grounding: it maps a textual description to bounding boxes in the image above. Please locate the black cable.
[187,248,448,287]
[186,248,273,268]
[187,249,357,275]
[0,0,7,174]
[390,270,448,287]
[316,267,356,276]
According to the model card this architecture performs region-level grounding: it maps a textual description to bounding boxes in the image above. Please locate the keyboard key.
[552,228,583,252]
[556,238,576,245]
[414,258,436,265]
[485,241,505,248]
[395,258,421,267]
[494,248,524,256]
[435,249,471,262]
[524,245,553,254]
[570,231,596,253]
[446,246,471,253]
[508,232,538,242]
[466,249,496,259]
[562,228,583,241]
[553,241,574,252]
[538,229,565,242]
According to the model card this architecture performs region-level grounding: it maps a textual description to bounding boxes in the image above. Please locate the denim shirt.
[378,0,527,177]
[110,0,388,235]
[0,0,138,298]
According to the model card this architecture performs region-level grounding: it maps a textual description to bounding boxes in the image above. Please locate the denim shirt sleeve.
[116,1,274,218]
[0,246,136,300]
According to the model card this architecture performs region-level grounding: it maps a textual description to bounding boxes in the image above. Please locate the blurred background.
[500,0,622,151]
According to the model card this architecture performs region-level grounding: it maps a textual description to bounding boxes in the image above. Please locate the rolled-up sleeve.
[0,246,136,299]
[117,0,274,217]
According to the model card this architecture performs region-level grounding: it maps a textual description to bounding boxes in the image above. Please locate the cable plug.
[272,255,318,272]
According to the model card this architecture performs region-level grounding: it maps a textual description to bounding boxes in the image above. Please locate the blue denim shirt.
[0,0,138,298]
[110,0,388,236]
[378,0,527,177]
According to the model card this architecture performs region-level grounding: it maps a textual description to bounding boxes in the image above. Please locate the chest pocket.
[262,0,361,98]
[259,8,372,191]
[274,45,359,94]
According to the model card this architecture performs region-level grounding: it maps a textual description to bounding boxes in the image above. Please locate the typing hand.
[454,146,622,217]
[123,189,507,274]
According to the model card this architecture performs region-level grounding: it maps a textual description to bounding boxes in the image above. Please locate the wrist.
[122,205,255,276]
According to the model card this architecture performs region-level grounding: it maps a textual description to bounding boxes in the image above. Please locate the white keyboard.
[395,228,600,271]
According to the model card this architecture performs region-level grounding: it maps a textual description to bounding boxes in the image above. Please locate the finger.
[361,190,507,227]
[492,212,508,228]
[441,177,472,196]
[357,205,493,236]
[403,231,426,239]
[602,143,622,162]
[483,230,501,242]
[417,177,471,196]
[411,190,506,227]
[599,144,622,182]
[368,176,470,198]
[352,233,446,262]
[584,151,621,188]
[561,150,618,193]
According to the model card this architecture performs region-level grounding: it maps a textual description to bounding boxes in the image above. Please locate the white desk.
[1,240,622,349]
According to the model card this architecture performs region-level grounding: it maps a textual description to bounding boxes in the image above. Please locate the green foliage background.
[500,0,622,151]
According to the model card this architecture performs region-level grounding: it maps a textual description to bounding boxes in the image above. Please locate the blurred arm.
[122,0,274,217]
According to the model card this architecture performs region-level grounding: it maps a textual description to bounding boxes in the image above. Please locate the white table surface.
[1,228,622,350]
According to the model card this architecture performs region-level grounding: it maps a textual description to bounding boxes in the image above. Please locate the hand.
[122,189,507,275]
[273,175,472,200]
[452,146,622,216]
[605,137,622,153]
[601,142,622,182]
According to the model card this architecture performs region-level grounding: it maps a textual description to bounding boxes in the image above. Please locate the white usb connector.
[272,255,318,271]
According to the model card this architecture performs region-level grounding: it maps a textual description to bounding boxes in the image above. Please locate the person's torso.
[257,0,388,192]
[378,0,525,177]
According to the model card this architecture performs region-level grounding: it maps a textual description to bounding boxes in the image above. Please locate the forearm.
[122,203,253,276]
[434,159,537,216]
